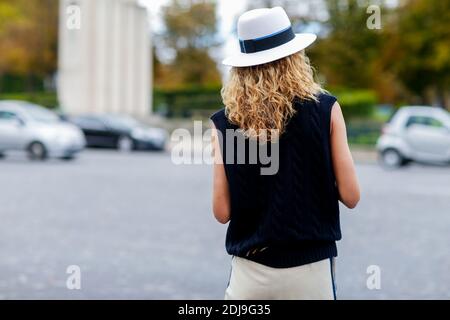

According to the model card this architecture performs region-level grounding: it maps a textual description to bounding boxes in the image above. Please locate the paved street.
[0,150,449,299]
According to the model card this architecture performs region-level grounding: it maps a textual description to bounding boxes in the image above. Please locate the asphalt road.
[0,150,449,299]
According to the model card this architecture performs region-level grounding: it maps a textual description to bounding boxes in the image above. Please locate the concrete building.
[58,0,152,117]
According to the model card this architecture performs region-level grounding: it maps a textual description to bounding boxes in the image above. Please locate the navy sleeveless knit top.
[210,93,341,268]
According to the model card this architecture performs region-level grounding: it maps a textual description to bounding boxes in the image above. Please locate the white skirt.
[224,256,336,300]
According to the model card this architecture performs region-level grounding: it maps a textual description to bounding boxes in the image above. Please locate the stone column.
[58,0,151,117]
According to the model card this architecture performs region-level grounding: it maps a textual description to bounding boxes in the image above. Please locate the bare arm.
[330,102,360,209]
[211,123,231,224]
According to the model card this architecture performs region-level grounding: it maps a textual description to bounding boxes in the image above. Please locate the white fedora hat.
[222,7,317,67]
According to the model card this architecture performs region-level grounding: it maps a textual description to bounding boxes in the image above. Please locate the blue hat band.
[239,26,295,54]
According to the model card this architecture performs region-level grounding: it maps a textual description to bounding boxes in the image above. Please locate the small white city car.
[0,100,86,160]
[377,106,450,167]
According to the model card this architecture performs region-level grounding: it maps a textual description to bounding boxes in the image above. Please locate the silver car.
[0,101,86,160]
[377,106,450,167]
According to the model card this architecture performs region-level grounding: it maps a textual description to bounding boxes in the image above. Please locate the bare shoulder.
[331,101,343,117]
[330,101,345,132]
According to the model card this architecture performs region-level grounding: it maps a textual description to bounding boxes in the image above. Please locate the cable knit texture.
[210,93,341,268]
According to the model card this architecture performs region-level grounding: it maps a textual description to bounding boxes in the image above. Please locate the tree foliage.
[379,0,450,106]
[0,0,447,108]
[162,0,218,50]
[156,0,221,88]
[0,0,58,92]
[308,0,450,107]
[310,0,382,88]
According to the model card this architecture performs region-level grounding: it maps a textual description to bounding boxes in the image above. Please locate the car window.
[103,115,138,131]
[405,116,444,128]
[73,117,106,130]
[0,111,18,121]
[25,106,59,123]
[385,109,397,124]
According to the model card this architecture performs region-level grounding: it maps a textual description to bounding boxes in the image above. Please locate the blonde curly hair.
[221,51,322,141]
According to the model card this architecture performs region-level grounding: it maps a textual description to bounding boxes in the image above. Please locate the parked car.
[376,106,450,167]
[0,101,86,160]
[70,114,167,151]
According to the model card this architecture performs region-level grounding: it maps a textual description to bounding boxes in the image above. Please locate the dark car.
[70,114,167,151]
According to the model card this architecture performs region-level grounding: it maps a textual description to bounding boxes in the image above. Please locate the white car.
[376,106,450,167]
[0,100,86,160]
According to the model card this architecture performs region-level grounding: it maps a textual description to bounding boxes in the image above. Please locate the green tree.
[0,0,58,92]
[152,45,162,82]
[245,0,385,93]
[308,0,384,89]
[158,0,221,88]
[380,0,450,108]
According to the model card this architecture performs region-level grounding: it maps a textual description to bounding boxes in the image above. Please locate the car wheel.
[117,136,133,152]
[0,152,5,159]
[381,149,405,168]
[28,142,48,160]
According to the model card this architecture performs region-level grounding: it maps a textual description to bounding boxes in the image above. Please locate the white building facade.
[58,0,152,117]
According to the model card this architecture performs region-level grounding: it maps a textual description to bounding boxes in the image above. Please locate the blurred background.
[0,0,449,299]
